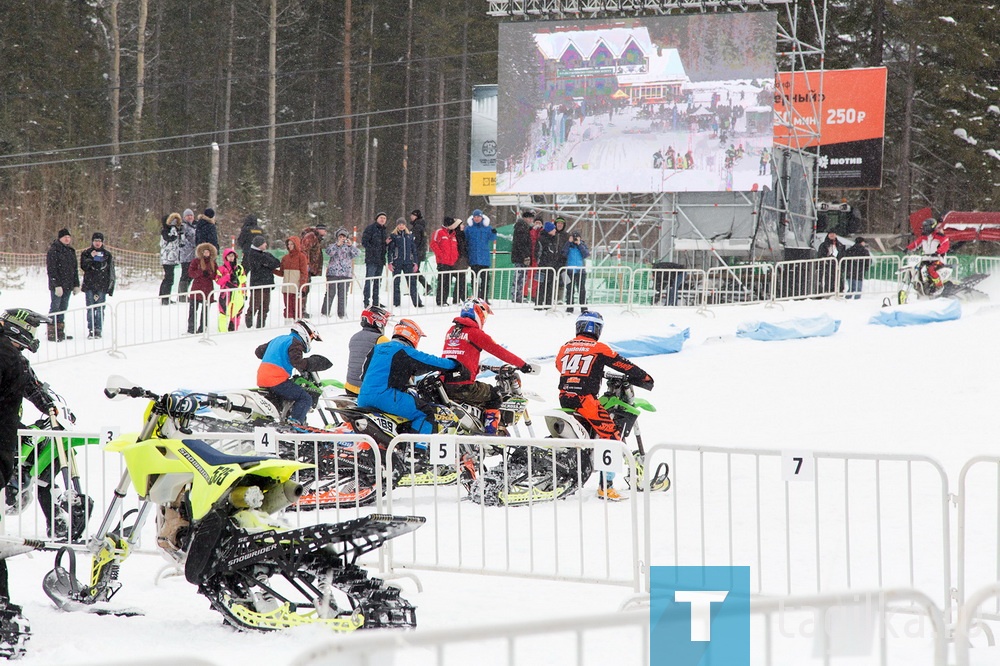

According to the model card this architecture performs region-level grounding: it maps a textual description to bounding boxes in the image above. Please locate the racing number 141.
[560,353,594,375]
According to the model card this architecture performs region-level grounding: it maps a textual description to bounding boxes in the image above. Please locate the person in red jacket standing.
[906,217,951,293]
[441,298,533,434]
[430,217,461,306]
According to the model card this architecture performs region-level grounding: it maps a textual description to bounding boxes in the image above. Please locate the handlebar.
[104,385,253,415]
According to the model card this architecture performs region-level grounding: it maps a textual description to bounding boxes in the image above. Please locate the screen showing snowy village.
[497,13,777,194]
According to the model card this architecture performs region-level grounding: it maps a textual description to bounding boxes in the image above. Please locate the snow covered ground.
[2,274,1000,664]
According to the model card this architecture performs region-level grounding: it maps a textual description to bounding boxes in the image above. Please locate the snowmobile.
[6,390,96,542]
[469,370,668,507]
[896,254,989,304]
[42,376,425,632]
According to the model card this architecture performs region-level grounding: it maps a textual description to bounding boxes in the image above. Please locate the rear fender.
[542,409,590,439]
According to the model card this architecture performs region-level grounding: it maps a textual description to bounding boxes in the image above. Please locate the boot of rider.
[484,409,501,436]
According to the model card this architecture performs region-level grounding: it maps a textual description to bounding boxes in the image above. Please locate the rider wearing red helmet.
[344,306,391,396]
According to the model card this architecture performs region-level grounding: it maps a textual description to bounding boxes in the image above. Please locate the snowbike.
[896,255,989,304]
[42,376,425,632]
[469,371,668,507]
[298,377,465,509]
[6,390,96,542]
[221,354,348,426]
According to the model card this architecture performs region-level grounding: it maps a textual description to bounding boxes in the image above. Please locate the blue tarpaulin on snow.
[736,314,841,341]
[869,298,961,327]
[531,327,691,365]
[608,328,691,357]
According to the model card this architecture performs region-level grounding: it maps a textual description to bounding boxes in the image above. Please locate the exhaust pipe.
[260,480,304,514]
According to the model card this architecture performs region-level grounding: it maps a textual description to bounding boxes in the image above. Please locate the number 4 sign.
[782,451,815,482]
[254,427,279,455]
[595,440,624,475]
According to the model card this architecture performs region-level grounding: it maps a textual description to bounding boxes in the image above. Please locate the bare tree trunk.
[361,2,375,224]
[266,0,277,211]
[434,69,446,221]
[896,36,917,232]
[452,0,470,216]
[343,0,355,224]
[869,0,885,66]
[150,0,164,132]
[400,0,414,214]
[220,0,236,194]
[109,0,121,168]
[416,43,431,214]
[133,0,149,137]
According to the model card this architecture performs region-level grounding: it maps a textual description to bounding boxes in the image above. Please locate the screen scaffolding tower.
[486,0,827,267]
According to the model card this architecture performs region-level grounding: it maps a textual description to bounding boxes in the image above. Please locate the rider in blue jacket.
[358,318,466,433]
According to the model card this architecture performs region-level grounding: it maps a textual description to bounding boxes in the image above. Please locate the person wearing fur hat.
[45,228,80,341]
[388,217,424,308]
[186,243,218,334]
[242,236,281,329]
[159,212,182,305]
[195,208,219,251]
[299,223,329,317]
[464,209,496,302]
[430,217,461,306]
[177,208,198,299]
[275,235,310,321]
[322,228,359,319]
[80,232,115,339]
[361,212,390,308]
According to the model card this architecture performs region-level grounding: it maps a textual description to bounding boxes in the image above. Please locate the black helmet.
[0,308,52,353]
[575,310,604,340]
[921,218,938,235]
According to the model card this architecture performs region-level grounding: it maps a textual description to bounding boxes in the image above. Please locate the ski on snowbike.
[469,370,668,507]
[42,375,425,632]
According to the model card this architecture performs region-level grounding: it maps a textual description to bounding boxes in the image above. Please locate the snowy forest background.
[0,0,998,251]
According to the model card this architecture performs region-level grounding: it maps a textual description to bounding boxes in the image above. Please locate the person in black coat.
[0,307,56,640]
[195,208,220,250]
[510,210,534,303]
[45,228,80,341]
[388,218,424,308]
[842,236,872,299]
[361,212,389,307]
[79,232,115,339]
[408,209,431,295]
[534,222,560,307]
[241,236,281,328]
[816,231,847,295]
[236,214,265,257]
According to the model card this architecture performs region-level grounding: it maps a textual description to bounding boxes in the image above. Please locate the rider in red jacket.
[906,218,951,291]
[441,298,533,434]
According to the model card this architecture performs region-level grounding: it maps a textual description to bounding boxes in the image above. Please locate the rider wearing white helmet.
[254,319,323,424]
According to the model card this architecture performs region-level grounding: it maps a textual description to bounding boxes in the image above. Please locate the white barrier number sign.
[430,439,456,466]
[254,427,279,455]
[782,451,815,482]
[595,440,624,475]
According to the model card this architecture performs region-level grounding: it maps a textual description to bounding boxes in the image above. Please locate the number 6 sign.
[594,440,623,475]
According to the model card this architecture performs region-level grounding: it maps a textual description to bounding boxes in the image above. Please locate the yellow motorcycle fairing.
[105,433,312,521]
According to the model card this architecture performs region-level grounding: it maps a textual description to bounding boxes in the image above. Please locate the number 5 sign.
[594,440,623,475]
[429,438,456,466]
[782,451,815,482]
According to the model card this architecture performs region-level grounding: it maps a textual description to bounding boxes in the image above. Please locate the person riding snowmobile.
[556,311,654,501]
[343,306,392,396]
[441,298,533,435]
[254,319,324,424]
[357,319,467,434]
[0,308,59,657]
[906,217,951,293]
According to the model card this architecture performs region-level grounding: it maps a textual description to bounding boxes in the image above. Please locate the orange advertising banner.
[774,67,887,189]
[773,67,887,147]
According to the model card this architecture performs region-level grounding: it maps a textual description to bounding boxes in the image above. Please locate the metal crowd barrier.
[956,456,1000,623]
[384,434,643,591]
[629,267,708,309]
[290,608,651,666]
[954,582,1000,666]
[751,589,947,666]
[975,257,1000,275]
[705,262,774,306]
[639,443,953,622]
[773,257,837,301]
[554,265,633,312]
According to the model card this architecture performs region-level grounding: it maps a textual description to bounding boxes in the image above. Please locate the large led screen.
[497,13,777,194]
